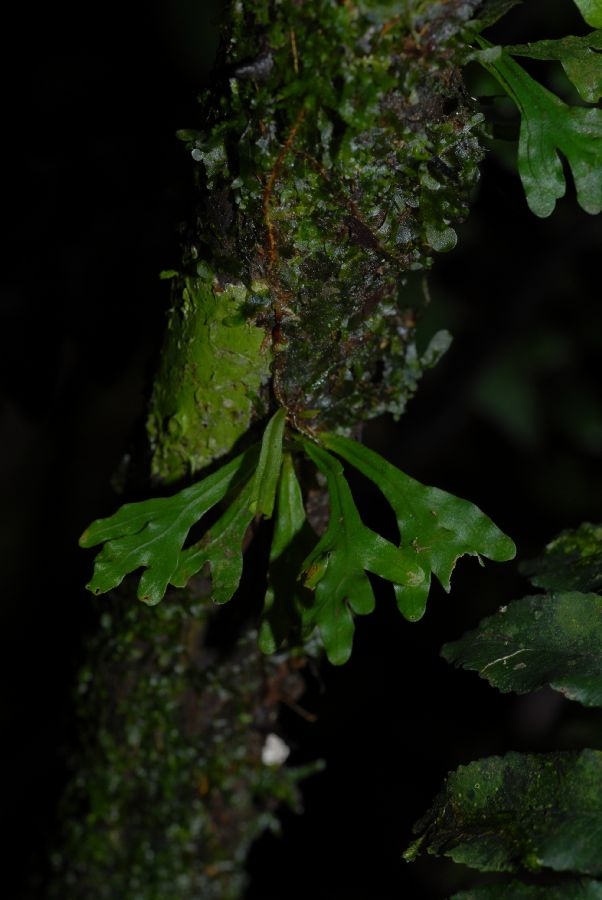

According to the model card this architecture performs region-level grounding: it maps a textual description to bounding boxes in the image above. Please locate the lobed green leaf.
[321,432,515,621]
[169,479,255,604]
[442,590,602,706]
[300,440,425,665]
[574,0,602,28]
[505,31,602,103]
[475,41,602,217]
[248,408,287,518]
[405,749,602,874]
[80,446,258,604]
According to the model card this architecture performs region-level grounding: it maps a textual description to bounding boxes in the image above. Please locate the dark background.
[2,1,600,897]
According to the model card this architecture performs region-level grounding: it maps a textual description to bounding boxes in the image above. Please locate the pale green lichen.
[147,267,271,482]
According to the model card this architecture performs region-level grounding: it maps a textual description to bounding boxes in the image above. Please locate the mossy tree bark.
[50,1,486,896]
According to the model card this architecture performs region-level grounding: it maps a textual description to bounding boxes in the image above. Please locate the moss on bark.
[171,0,484,440]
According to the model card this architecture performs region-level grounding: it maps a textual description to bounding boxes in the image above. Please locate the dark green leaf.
[506,31,602,103]
[300,441,425,665]
[321,433,515,622]
[169,480,255,604]
[471,0,524,31]
[80,446,257,604]
[405,749,602,874]
[452,879,602,899]
[574,0,602,28]
[442,591,602,706]
[248,408,286,518]
[521,522,602,594]
[259,453,316,654]
[476,41,602,216]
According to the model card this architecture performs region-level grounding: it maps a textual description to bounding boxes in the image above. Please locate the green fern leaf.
[80,445,258,604]
[248,407,286,518]
[169,479,255,604]
[81,408,288,605]
[321,433,515,621]
[574,0,602,28]
[475,40,602,217]
[299,440,425,665]
[505,31,602,103]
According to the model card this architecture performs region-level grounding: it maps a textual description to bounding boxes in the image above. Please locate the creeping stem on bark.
[262,106,306,418]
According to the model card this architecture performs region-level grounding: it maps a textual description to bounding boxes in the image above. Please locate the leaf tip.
[327,647,352,666]
[395,582,428,622]
[527,196,558,219]
[403,835,424,863]
[85,580,103,596]
[405,609,426,623]
[497,535,517,562]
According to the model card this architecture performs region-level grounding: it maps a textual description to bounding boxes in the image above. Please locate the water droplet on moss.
[425,225,458,253]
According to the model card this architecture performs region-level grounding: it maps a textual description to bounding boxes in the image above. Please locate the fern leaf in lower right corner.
[442,590,602,707]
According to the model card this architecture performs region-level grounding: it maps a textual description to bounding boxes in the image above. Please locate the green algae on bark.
[172,0,484,437]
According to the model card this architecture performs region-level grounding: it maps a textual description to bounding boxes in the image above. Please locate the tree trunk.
[49,1,484,896]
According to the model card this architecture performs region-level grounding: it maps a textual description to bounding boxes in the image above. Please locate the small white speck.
[262,733,290,766]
